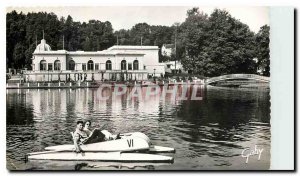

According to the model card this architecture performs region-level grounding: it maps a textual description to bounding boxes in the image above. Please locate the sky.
[7,6,269,33]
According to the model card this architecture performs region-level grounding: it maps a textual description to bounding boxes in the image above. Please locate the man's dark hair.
[77,120,84,125]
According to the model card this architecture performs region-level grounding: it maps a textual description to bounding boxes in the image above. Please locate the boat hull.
[46,144,175,153]
[46,137,149,152]
[28,152,174,163]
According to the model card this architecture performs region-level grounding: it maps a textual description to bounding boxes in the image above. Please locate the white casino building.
[24,39,165,82]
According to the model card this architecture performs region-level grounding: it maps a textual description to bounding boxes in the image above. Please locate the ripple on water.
[6,88,270,170]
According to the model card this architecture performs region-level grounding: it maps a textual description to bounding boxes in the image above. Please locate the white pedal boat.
[45,132,175,153]
[27,132,175,163]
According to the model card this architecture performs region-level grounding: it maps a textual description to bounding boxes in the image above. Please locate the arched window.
[133,60,139,70]
[69,60,75,70]
[54,60,61,70]
[106,60,112,70]
[121,60,126,70]
[87,60,94,70]
[40,60,47,71]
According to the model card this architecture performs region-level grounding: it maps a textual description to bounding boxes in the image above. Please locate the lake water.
[6,85,270,170]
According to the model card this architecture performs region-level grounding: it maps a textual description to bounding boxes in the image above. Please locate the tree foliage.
[114,23,175,62]
[177,8,260,77]
[255,25,270,76]
[6,11,115,69]
[6,9,270,77]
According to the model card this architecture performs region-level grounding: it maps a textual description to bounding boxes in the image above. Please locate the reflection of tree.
[66,89,76,118]
[169,87,270,143]
[121,88,128,110]
[6,91,34,125]
[177,88,270,126]
[87,89,95,114]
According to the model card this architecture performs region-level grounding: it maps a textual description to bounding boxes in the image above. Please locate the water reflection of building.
[23,85,205,122]
[27,87,185,120]
[30,89,67,120]
[24,39,165,82]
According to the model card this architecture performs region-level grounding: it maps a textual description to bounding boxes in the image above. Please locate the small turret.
[34,39,51,52]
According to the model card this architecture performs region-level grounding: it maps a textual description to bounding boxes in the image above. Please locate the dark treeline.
[6,8,270,77]
[7,11,115,70]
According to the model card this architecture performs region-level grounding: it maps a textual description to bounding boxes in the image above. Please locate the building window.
[54,60,61,70]
[133,60,139,70]
[48,63,53,71]
[106,60,112,70]
[95,63,99,70]
[40,60,47,71]
[69,60,75,70]
[82,64,87,71]
[121,60,126,70]
[88,60,94,70]
[128,63,132,70]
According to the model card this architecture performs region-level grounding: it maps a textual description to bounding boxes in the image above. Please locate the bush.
[6,73,11,81]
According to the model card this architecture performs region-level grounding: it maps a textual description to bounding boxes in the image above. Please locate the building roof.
[108,45,159,50]
[33,50,68,55]
[34,50,145,56]
[33,40,146,56]
[68,50,144,56]
[33,40,149,56]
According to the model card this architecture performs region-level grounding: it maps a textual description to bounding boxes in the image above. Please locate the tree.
[176,7,210,75]
[129,23,151,45]
[24,43,36,69]
[13,43,26,68]
[114,23,175,62]
[6,9,269,76]
[177,8,257,77]
[205,9,257,76]
[114,29,131,45]
[255,25,270,76]
[6,11,118,69]
[6,11,26,69]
